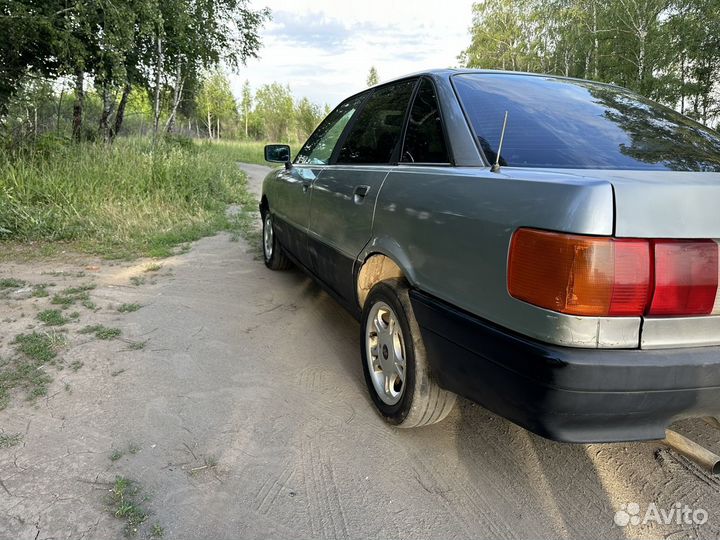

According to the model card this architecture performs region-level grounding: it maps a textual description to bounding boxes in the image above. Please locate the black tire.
[360,279,456,427]
[262,211,291,270]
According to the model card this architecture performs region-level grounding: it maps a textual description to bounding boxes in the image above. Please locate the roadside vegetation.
[1,331,65,408]
[0,0,313,262]
[0,137,253,259]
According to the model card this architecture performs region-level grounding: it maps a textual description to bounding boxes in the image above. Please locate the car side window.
[401,79,450,164]
[336,80,416,165]
[296,95,364,165]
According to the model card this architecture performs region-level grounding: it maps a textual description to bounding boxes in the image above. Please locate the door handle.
[302,181,311,193]
[353,185,370,204]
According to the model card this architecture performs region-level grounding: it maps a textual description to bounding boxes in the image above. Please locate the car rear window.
[453,73,720,171]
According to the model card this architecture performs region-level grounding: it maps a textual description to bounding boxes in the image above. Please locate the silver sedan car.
[260,69,720,443]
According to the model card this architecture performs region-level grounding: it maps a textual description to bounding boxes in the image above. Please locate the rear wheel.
[360,279,456,427]
[262,212,291,270]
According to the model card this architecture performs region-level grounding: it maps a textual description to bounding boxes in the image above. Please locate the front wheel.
[262,212,291,270]
[360,279,456,427]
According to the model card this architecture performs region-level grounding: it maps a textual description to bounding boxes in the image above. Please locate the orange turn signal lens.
[508,228,651,317]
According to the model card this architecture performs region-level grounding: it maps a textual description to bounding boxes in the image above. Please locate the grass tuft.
[32,284,51,297]
[63,283,96,295]
[118,303,141,313]
[108,476,149,537]
[0,432,22,448]
[0,332,65,410]
[13,332,58,363]
[37,308,71,326]
[1,331,64,407]
[0,278,25,288]
[79,324,121,340]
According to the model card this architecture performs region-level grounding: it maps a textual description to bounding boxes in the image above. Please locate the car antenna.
[490,110,509,173]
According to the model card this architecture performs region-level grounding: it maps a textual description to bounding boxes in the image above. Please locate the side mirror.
[264,144,292,169]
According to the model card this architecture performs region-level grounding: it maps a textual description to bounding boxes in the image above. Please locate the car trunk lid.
[605,170,720,348]
[606,171,720,238]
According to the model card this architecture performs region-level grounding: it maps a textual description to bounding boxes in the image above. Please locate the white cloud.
[229,0,473,108]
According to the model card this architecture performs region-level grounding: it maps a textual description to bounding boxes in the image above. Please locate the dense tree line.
[195,74,328,142]
[460,0,720,127]
[1,69,329,144]
[0,0,271,142]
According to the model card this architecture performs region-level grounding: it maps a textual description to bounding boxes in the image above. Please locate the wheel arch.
[259,194,269,217]
[355,238,418,309]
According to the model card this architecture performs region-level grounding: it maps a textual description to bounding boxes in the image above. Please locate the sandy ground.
[1,163,720,540]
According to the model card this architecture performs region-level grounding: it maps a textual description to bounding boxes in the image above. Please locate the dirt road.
[2,163,720,539]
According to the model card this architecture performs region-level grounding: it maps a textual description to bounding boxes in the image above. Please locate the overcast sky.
[229,0,474,109]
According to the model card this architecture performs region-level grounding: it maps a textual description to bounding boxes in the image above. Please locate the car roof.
[367,68,624,92]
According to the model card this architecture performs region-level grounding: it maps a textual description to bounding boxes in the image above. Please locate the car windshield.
[453,73,720,171]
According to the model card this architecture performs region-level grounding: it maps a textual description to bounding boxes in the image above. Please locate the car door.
[307,79,418,303]
[272,95,365,269]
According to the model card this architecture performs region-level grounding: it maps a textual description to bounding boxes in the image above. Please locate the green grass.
[118,303,141,313]
[199,139,300,166]
[63,283,96,294]
[0,432,22,448]
[13,332,59,363]
[0,278,25,288]
[50,283,95,308]
[0,137,250,259]
[108,476,149,537]
[37,308,73,326]
[32,284,51,297]
[143,263,162,272]
[1,332,64,407]
[79,324,121,340]
[129,276,146,286]
[125,340,147,351]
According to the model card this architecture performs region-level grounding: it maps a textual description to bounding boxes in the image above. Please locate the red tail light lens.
[508,229,719,318]
[649,240,718,316]
[609,240,653,316]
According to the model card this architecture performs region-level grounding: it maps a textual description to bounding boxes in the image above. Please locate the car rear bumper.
[410,289,720,443]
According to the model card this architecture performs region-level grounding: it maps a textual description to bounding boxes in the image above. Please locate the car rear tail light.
[507,229,650,316]
[649,240,718,316]
[508,228,719,318]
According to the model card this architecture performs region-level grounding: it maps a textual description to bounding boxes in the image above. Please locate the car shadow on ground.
[277,266,720,538]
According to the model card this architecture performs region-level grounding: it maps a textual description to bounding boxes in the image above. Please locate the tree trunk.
[110,82,132,142]
[56,85,65,133]
[592,1,599,79]
[152,32,164,140]
[164,62,185,134]
[98,81,115,143]
[72,71,85,142]
[207,110,212,139]
[244,104,249,138]
[637,28,647,86]
[216,116,220,139]
[680,55,686,115]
